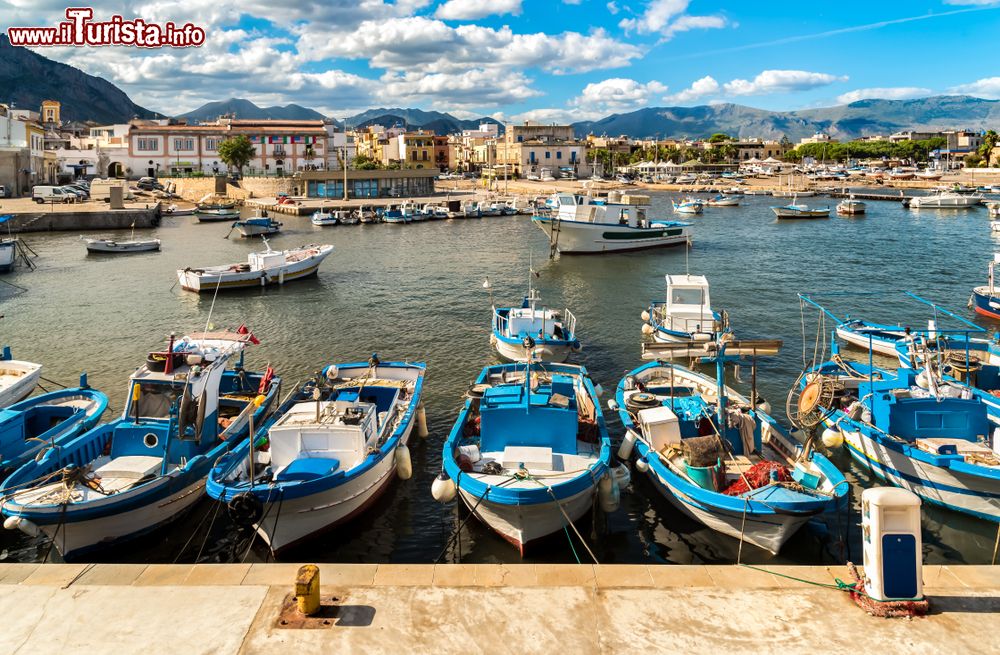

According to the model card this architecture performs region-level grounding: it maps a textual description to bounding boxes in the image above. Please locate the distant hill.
[0,34,157,123]
[572,96,1000,141]
[177,98,326,122]
[346,108,504,133]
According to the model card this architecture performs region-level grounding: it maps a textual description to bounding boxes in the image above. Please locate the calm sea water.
[1,192,999,566]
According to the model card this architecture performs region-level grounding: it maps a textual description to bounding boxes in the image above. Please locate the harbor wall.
[2,206,161,233]
[161,176,298,202]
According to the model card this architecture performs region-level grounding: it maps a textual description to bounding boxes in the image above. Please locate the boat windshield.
[670,287,705,305]
[132,382,183,419]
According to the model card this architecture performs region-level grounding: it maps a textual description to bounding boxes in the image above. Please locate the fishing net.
[722,460,791,496]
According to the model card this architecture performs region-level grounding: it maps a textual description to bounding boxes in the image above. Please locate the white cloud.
[572,78,668,113]
[949,77,1000,98]
[510,108,593,124]
[723,70,847,96]
[836,86,932,104]
[663,75,719,103]
[618,0,728,40]
[381,69,541,108]
[606,1,619,13]
[435,0,522,20]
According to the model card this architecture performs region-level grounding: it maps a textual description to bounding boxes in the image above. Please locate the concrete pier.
[0,563,995,654]
[0,198,161,233]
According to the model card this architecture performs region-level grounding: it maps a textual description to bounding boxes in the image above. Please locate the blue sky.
[3,0,1000,120]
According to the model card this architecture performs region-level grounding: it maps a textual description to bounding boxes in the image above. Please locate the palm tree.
[978,130,998,167]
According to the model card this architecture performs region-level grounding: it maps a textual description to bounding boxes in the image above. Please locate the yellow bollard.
[295,564,321,616]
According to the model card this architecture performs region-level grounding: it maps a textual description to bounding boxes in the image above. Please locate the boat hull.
[0,242,15,272]
[85,240,160,253]
[0,361,42,408]
[491,334,575,363]
[458,485,595,551]
[835,325,902,357]
[177,246,333,292]
[254,421,413,553]
[972,288,1000,320]
[532,217,690,254]
[829,419,1000,522]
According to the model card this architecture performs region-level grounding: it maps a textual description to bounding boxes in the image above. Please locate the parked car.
[135,177,163,191]
[32,185,75,203]
[0,185,7,198]
[64,184,89,199]
[61,186,88,200]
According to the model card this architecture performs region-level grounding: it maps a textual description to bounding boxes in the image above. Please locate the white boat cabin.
[549,194,653,228]
[266,400,381,482]
[664,274,717,335]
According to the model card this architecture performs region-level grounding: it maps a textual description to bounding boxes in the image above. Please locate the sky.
[3,0,1000,121]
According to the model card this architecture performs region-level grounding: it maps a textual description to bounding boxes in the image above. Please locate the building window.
[274,145,286,156]
[557,151,562,160]
[545,152,551,159]
[137,138,158,151]
[174,138,194,151]
[205,138,219,151]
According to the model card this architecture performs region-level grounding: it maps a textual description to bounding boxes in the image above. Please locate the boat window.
[133,382,182,419]
[670,288,704,305]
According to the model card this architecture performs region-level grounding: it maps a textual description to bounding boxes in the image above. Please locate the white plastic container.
[861,487,923,601]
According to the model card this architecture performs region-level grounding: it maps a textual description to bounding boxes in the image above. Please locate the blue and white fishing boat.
[438,361,615,553]
[835,319,910,357]
[641,274,731,361]
[207,357,425,554]
[0,376,108,476]
[532,193,691,255]
[614,341,847,554]
[0,239,16,273]
[802,344,1000,523]
[771,195,830,218]
[971,255,1000,320]
[488,275,580,363]
[311,210,338,226]
[704,195,740,207]
[672,197,704,214]
[0,328,280,559]
[383,208,406,224]
[233,216,282,238]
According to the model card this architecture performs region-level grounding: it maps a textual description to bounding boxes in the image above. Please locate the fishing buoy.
[613,463,631,489]
[640,310,651,322]
[3,516,18,531]
[415,403,429,438]
[618,430,637,460]
[822,427,844,449]
[431,471,457,503]
[635,457,650,473]
[598,472,620,513]
[756,397,772,414]
[641,323,654,336]
[395,444,413,480]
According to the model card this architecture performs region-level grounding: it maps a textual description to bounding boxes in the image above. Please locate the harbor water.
[1,192,998,566]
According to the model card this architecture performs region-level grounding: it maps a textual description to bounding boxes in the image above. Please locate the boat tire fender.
[228,492,264,526]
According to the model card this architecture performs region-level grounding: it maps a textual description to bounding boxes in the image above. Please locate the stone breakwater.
[0,198,160,233]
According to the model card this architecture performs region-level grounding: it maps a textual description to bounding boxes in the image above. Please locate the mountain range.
[2,40,999,141]
[0,34,158,124]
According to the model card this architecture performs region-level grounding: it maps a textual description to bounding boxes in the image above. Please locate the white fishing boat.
[704,195,739,207]
[177,240,334,292]
[771,195,830,219]
[532,193,691,254]
[489,282,581,363]
[914,170,943,181]
[83,237,161,253]
[0,347,42,408]
[338,210,360,225]
[672,197,704,214]
[987,201,1000,218]
[908,191,982,209]
[836,196,866,215]
[311,210,337,226]
[641,275,729,359]
[358,207,378,223]
[164,204,196,216]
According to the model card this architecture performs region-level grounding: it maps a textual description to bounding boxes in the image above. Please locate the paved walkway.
[0,563,996,654]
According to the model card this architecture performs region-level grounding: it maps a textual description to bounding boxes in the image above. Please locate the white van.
[32,186,75,203]
[89,179,135,202]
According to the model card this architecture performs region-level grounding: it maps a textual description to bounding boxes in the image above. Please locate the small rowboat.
[233,217,282,238]
[311,211,337,226]
[164,204,196,216]
[196,201,236,211]
[0,348,42,408]
[196,209,241,222]
[771,196,830,218]
[704,195,739,207]
[84,237,161,253]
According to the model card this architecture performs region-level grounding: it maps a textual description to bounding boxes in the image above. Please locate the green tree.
[217,135,256,175]
[352,154,382,170]
[708,132,732,143]
[979,130,998,167]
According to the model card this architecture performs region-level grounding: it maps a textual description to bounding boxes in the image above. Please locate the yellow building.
[40,100,61,125]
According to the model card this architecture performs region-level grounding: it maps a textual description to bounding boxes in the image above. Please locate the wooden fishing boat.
[0,347,42,408]
[177,240,334,293]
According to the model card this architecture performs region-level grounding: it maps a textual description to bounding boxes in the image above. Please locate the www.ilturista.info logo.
[7,7,205,48]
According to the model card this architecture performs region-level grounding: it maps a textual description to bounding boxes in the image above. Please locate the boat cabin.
[266,400,380,483]
[495,299,576,343]
[664,274,718,335]
[550,194,650,228]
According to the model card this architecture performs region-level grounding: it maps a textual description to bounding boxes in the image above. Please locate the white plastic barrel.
[861,487,923,601]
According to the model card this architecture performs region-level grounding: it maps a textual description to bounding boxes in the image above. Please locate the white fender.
[431,471,457,503]
[635,457,650,474]
[598,472,620,513]
[641,310,651,322]
[822,427,844,449]
[618,431,636,460]
[641,323,654,336]
[395,444,413,480]
[415,403,429,438]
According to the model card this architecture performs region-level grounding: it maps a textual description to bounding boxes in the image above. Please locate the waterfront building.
[126,118,328,177]
[499,123,591,178]
[301,168,437,199]
[798,132,835,145]
[0,104,51,196]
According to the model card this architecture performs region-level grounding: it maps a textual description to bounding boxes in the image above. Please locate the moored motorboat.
[532,193,691,254]
[672,197,704,214]
[908,191,982,209]
[177,240,334,292]
[196,209,241,222]
[0,377,108,476]
[835,318,909,356]
[0,240,15,273]
[207,357,426,554]
[704,195,739,207]
[83,237,161,253]
[836,197,866,215]
[614,345,846,554]
[771,196,830,218]
[0,329,280,559]
[987,201,1000,218]
[490,283,580,363]
[338,210,360,225]
[0,347,42,408]
[232,216,282,238]
[311,210,337,226]
[641,274,731,363]
[971,254,1000,319]
[438,361,616,554]
[164,204,196,216]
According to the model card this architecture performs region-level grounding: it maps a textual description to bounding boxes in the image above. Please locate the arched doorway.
[108,162,124,178]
